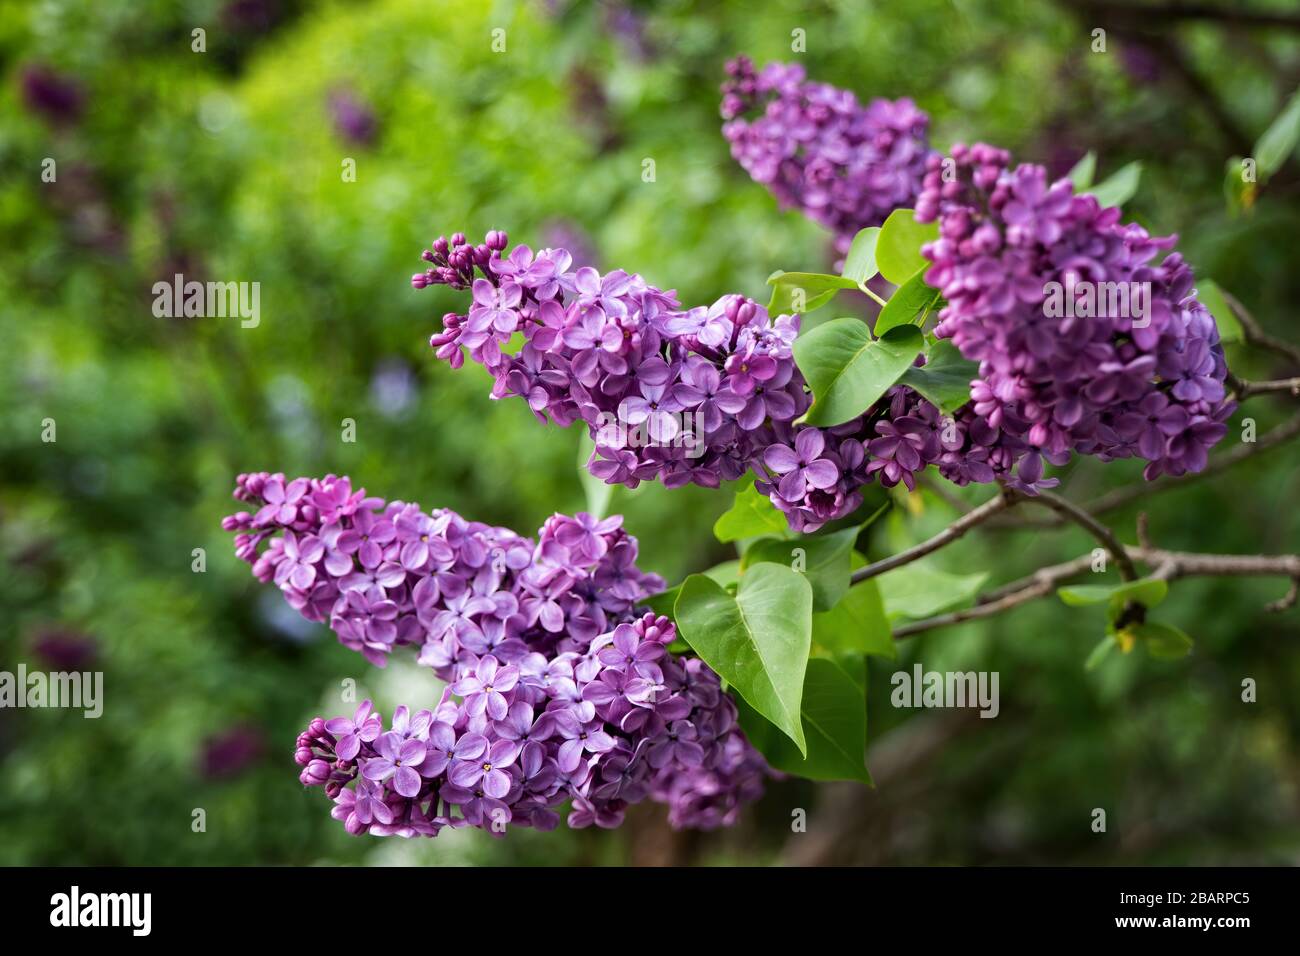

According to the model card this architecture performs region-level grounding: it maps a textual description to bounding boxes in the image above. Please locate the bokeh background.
[2,0,1299,865]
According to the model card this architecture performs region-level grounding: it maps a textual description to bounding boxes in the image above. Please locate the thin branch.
[850,489,1018,585]
[1024,490,1138,581]
[1230,375,1300,399]
[892,555,1095,639]
[892,546,1300,639]
[1224,290,1300,369]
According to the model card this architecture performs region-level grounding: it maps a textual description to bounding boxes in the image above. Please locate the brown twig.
[892,546,1300,639]
[850,489,1018,585]
[1224,290,1300,369]
[1024,489,1138,581]
[1230,375,1300,399]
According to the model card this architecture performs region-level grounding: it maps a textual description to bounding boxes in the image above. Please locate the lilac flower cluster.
[415,229,809,493]
[916,143,1234,478]
[223,472,770,837]
[416,229,1061,530]
[720,56,934,253]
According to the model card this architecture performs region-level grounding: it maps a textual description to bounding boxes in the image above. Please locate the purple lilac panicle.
[720,56,934,254]
[225,472,771,836]
[415,227,1069,528]
[915,143,1234,479]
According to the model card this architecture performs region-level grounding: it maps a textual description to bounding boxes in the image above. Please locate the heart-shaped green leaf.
[877,209,939,286]
[900,339,979,413]
[795,320,924,427]
[767,271,858,315]
[1086,161,1142,208]
[874,268,943,336]
[877,561,988,621]
[1067,150,1097,190]
[842,227,881,285]
[813,561,894,660]
[713,479,789,542]
[674,563,813,754]
[740,524,860,612]
[735,656,872,784]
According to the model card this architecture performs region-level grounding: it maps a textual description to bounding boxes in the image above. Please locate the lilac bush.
[224,472,769,837]
[213,62,1261,844]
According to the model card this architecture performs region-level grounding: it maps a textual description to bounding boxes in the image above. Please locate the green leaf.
[1084,634,1116,671]
[899,339,979,413]
[741,524,860,612]
[812,571,894,660]
[1133,621,1193,660]
[576,433,614,519]
[1085,161,1142,209]
[794,321,924,427]
[767,271,858,315]
[703,560,741,588]
[1196,279,1244,345]
[674,564,813,754]
[735,656,872,783]
[874,268,943,336]
[876,209,939,286]
[876,561,988,621]
[713,479,789,542]
[1254,87,1300,181]
[841,227,881,285]
[1067,150,1097,190]
[1058,577,1168,611]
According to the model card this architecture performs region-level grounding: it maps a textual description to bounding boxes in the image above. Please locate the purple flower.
[228,476,773,840]
[362,731,430,797]
[764,429,840,500]
[323,700,382,761]
[451,655,520,720]
[553,710,617,772]
[449,738,520,799]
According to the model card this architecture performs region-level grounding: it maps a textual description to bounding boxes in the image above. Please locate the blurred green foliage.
[1,0,1298,865]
